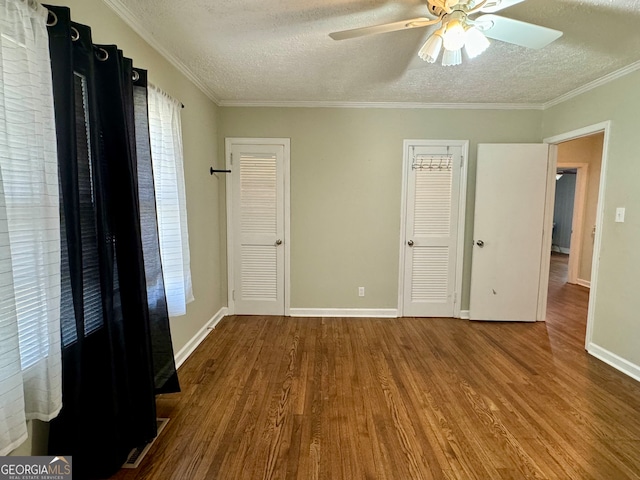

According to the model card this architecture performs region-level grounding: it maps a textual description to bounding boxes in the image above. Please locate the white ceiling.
[110,0,640,105]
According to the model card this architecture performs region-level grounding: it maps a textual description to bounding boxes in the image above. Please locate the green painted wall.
[220,107,543,310]
[542,70,640,369]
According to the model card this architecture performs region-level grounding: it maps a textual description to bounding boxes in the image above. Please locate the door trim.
[225,137,291,316]
[397,139,469,318]
[543,121,611,348]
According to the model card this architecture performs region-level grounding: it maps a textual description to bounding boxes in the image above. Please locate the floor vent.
[122,418,169,469]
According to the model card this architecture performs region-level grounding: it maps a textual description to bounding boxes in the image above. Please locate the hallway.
[546,252,591,346]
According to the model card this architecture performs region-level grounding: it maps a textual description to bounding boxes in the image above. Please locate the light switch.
[615,207,625,223]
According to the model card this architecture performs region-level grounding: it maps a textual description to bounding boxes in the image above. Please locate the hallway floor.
[546,252,591,348]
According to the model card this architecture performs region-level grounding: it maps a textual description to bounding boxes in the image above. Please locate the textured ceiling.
[112,0,640,105]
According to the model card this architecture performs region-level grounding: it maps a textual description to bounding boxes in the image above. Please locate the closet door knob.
[276,239,283,245]
[407,240,414,246]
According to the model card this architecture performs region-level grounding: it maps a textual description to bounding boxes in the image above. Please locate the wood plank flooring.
[111,254,640,479]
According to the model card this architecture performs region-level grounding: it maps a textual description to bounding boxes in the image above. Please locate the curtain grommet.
[71,26,80,42]
[95,47,109,62]
[47,10,58,27]
[132,70,140,82]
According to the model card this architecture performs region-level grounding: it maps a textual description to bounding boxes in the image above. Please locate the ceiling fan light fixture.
[464,26,490,59]
[442,19,466,51]
[418,29,444,63]
[330,0,565,70]
[442,47,462,66]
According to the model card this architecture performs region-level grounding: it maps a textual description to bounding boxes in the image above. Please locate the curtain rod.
[46,9,186,109]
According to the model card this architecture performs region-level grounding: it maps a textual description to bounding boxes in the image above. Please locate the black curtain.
[46,6,180,479]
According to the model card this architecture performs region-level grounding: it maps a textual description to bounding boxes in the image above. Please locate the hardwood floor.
[111,256,640,479]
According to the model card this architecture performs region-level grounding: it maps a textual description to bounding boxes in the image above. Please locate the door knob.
[275,239,282,245]
[476,240,484,247]
[407,240,414,246]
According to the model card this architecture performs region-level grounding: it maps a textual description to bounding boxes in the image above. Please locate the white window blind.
[0,0,62,456]
[147,84,193,316]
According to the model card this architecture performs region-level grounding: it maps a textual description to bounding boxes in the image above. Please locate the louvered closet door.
[231,143,285,315]
[403,145,462,317]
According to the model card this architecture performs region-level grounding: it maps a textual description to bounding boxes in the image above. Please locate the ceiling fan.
[329,0,563,66]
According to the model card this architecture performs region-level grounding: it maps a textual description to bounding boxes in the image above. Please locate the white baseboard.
[587,343,640,383]
[576,278,591,288]
[174,307,228,369]
[457,310,547,321]
[289,308,398,318]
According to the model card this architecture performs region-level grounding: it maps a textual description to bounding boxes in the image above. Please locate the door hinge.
[230,152,233,166]
[454,291,457,304]
[232,290,235,301]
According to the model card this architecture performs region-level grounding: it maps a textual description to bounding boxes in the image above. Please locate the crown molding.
[217,100,544,110]
[218,58,640,110]
[101,0,220,105]
[543,60,640,110]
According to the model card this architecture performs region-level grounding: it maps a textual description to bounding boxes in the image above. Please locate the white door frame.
[225,137,291,316]
[542,121,611,348]
[555,162,589,285]
[397,139,469,318]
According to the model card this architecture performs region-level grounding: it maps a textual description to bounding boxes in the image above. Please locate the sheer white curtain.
[0,0,62,455]
[147,85,193,316]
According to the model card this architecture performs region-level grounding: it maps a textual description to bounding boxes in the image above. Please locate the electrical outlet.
[358,287,365,297]
[615,207,625,223]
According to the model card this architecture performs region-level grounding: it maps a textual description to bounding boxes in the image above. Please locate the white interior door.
[402,143,464,317]
[469,144,550,321]
[228,141,287,315]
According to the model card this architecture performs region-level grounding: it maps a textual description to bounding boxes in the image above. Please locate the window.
[147,85,193,316]
[0,0,62,455]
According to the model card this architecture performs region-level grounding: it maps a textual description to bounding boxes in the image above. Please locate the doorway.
[543,123,609,348]
[552,169,577,255]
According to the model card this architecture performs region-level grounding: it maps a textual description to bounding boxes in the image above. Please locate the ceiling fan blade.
[479,0,526,14]
[476,14,563,49]
[329,17,434,40]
